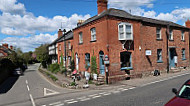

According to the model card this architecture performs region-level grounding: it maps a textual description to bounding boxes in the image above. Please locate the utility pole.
[63,29,67,76]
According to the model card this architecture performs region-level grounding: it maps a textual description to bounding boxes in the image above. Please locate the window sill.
[90,40,97,42]
[181,40,185,42]
[169,39,174,41]
[78,43,83,45]
[182,58,186,61]
[120,67,133,70]
[157,60,163,63]
[156,39,163,41]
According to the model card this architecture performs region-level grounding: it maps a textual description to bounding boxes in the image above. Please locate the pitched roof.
[49,30,73,46]
[76,8,188,29]
[0,46,12,54]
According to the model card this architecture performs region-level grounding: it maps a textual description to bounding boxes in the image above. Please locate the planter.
[93,73,97,80]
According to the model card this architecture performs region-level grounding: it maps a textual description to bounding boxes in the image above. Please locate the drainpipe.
[166,25,170,73]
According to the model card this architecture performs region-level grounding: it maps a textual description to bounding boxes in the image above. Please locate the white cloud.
[0,33,57,52]
[0,0,26,15]
[0,0,91,36]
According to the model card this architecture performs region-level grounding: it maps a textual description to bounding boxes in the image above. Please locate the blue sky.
[0,0,190,52]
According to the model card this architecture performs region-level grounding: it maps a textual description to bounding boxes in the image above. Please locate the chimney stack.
[77,20,84,26]
[185,19,190,28]
[58,29,63,38]
[97,0,108,15]
[10,45,13,50]
[2,43,8,49]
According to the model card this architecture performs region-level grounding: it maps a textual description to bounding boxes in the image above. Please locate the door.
[99,51,105,75]
[76,53,79,70]
[169,48,176,68]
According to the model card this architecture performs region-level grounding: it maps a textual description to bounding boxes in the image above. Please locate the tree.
[35,44,49,68]
[22,51,33,64]
[69,50,75,72]
[91,55,97,74]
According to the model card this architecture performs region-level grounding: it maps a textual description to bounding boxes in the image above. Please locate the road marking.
[67,101,78,104]
[99,92,108,95]
[44,88,59,96]
[118,88,125,90]
[92,95,101,98]
[77,96,87,100]
[121,88,129,91]
[41,105,46,106]
[80,98,90,101]
[49,101,61,105]
[103,93,111,96]
[29,94,36,106]
[26,80,28,84]
[27,85,30,91]
[141,73,190,87]
[89,94,98,97]
[128,87,136,90]
[54,103,64,106]
[64,99,74,102]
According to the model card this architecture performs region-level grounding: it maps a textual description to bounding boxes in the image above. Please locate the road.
[0,64,189,106]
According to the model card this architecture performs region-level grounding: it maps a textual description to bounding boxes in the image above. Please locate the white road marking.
[27,85,30,91]
[29,94,36,106]
[64,99,74,102]
[67,101,78,104]
[80,98,90,101]
[26,80,28,84]
[44,88,59,96]
[49,101,61,106]
[89,94,98,97]
[121,88,129,91]
[103,93,111,96]
[118,88,125,90]
[112,90,120,93]
[41,105,46,106]
[92,95,101,98]
[77,96,87,100]
[54,103,64,106]
[99,92,108,95]
[128,87,136,90]
[141,73,190,87]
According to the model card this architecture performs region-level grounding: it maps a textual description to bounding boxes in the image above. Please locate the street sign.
[145,50,152,56]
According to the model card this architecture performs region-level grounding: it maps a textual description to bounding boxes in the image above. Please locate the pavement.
[0,63,189,106]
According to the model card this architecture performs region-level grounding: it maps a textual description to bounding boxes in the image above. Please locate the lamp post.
[63,29,67,76]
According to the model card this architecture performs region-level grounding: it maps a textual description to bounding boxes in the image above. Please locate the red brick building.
[71,0,190,83]
[0,44,13,57]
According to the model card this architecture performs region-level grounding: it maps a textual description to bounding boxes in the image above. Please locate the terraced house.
[50,0,190,83]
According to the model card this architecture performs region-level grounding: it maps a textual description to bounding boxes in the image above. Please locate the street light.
[63,29,67,76]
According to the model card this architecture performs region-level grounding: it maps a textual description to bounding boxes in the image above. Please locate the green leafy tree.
[69,50,75,71]
[91,55,97,74]
[35,44,49,68]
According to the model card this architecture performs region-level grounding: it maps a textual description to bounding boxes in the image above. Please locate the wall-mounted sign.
[145,50,152,56]
[104,55,109,61]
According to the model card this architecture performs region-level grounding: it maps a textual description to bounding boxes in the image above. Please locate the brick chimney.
[2,43,8,49]
[185,19,190,28]
[10,45,13,50]
[77,20,84,26]
[58,29,63,38]
[97,0,108,14]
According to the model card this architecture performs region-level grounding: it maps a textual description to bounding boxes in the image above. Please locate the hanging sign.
[146,50,152,56]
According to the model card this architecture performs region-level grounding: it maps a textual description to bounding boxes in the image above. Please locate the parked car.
[12,68,23,76]
[165,79,190,106]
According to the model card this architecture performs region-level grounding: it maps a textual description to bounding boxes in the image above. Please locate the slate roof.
[49,30,73,46]
[0,46,12,54]
[76,8,188,29]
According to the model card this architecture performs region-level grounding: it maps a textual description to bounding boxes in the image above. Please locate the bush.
[48,63,60,74]
[45,71,58,81]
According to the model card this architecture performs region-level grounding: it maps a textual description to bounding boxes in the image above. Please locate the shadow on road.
[0,76,19,94]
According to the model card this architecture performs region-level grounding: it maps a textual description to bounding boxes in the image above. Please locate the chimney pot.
[2,43,8,49]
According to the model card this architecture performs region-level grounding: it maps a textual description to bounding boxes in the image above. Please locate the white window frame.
[157,49,163,62]
[91,28,96,41]
[156,27,161,39]
[181,31,185,41]
[79,32,83,44]
[169,29,173,40]
[118,22,133,40]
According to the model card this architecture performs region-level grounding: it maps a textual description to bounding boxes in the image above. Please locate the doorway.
[169,48,177,68]
[99,51,105,75]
